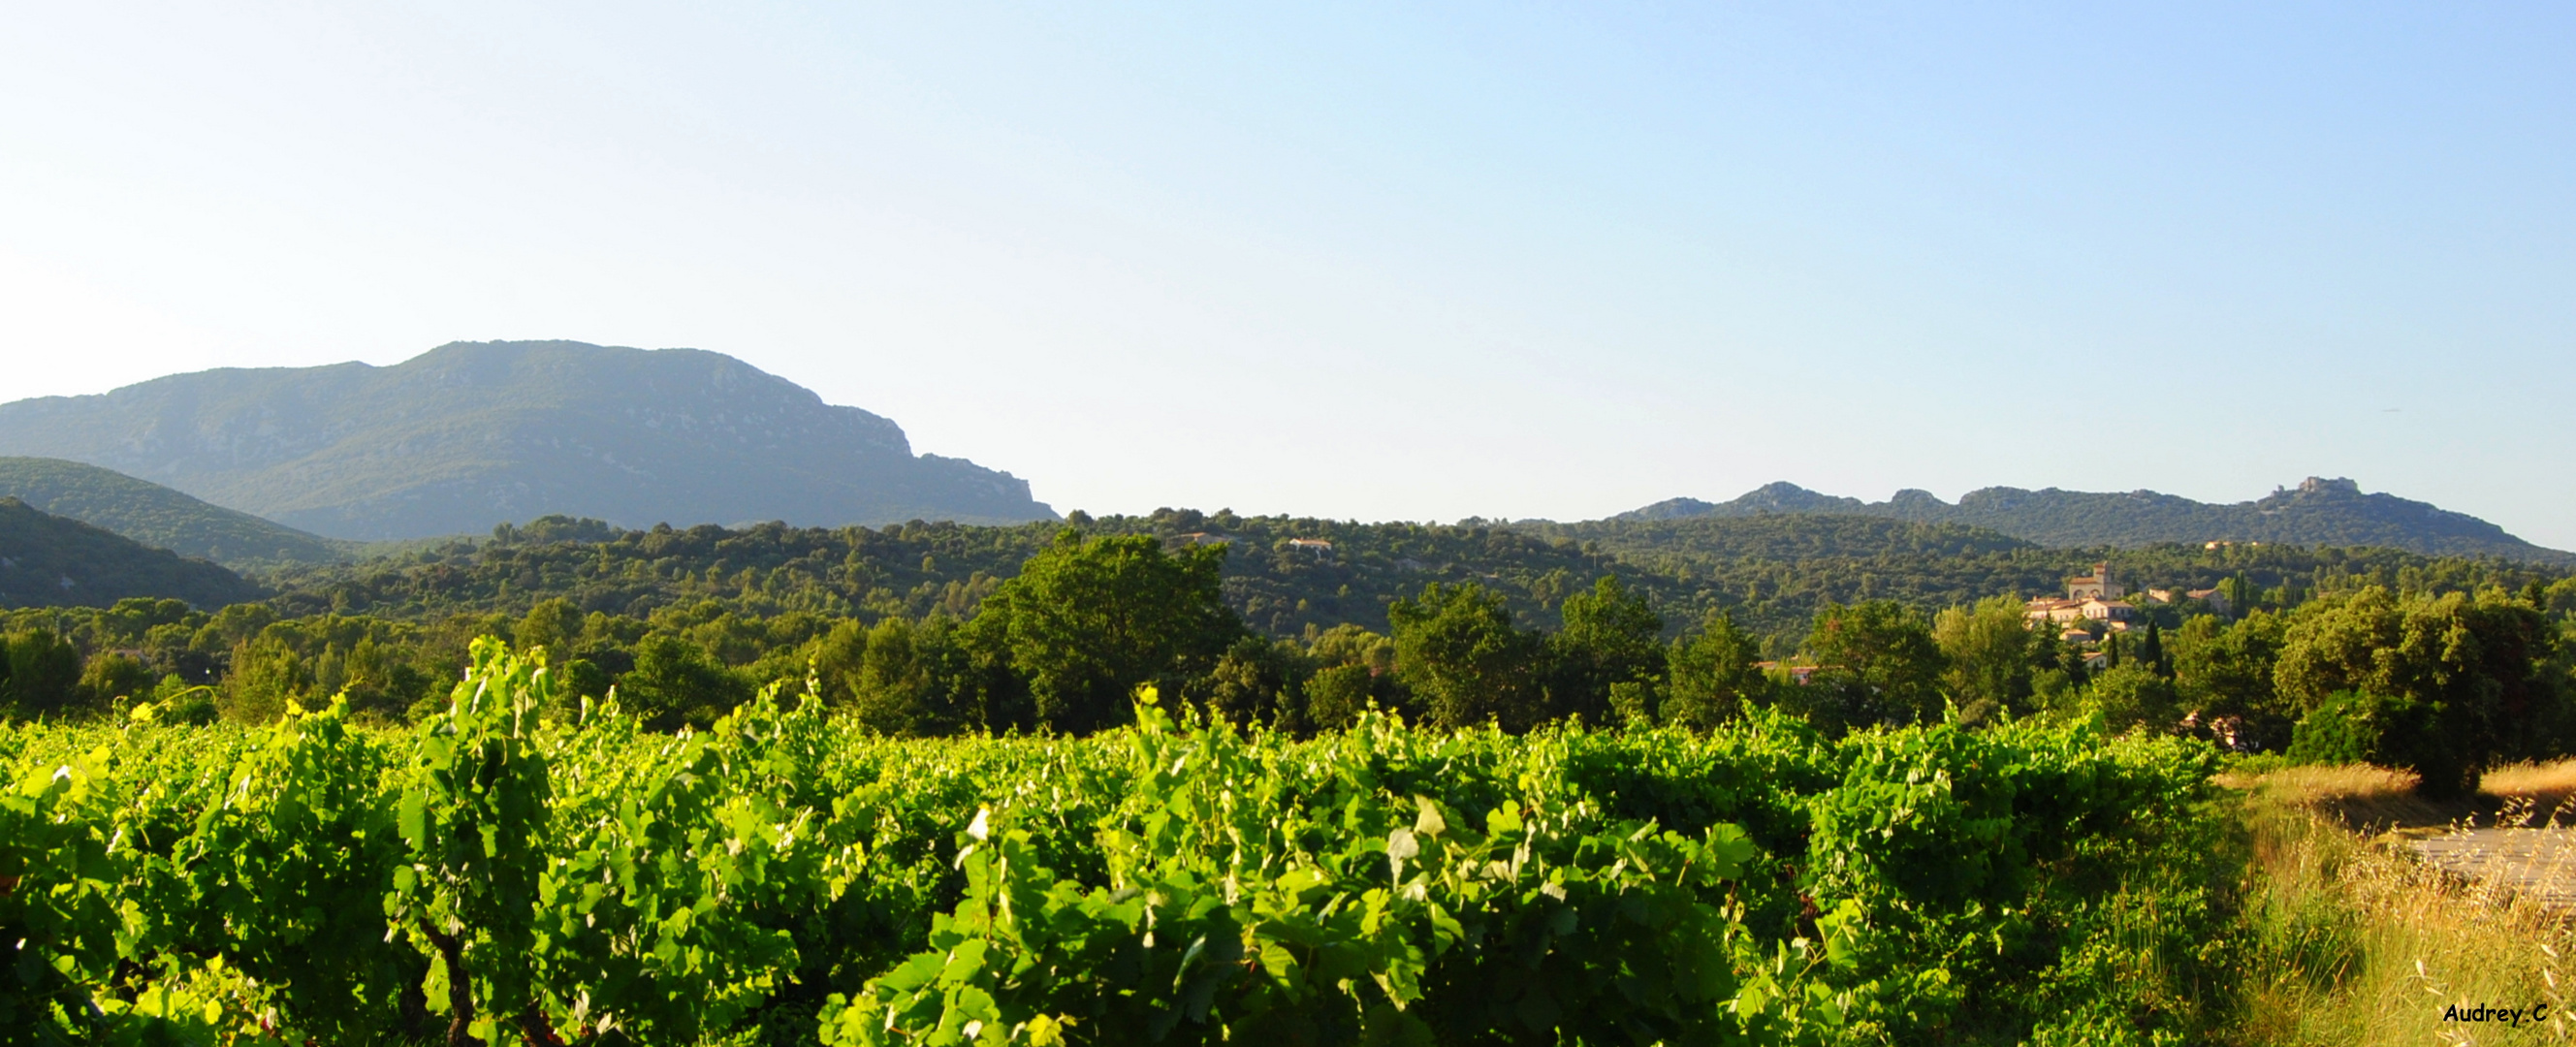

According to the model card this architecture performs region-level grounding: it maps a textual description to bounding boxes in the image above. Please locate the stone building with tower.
[2025,561,2140,628]
[2064,561,2122,600]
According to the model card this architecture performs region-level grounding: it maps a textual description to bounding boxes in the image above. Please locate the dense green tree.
[1661,612,1765,730]
[1301,665,1376,731]
[2537,577,2576,618]
[554,658,612,711]
[1388,583,1546,731]
[149,672,219,724]
[516,597,584,661]
[1301,624,1400,731]
[811,617,871,707]
[620,634,749,732]
[1797,601,1948,732]
[2169,612,2288,720]
[1308,623,1395,674]
[1547,577,1667,725]
[1932,595,2043,720]
[2079,663,2181,734]
[1192,635,1313,730]
[832,617,976,738]
[219,633,308,724]
[2,629,84,719]
[2138,620,2171,679]
[331,635,429,720]
[192,602,277,659]
[2274,586,2560,796]
[2216,574,2257,618]
[75,650,152,710]
[2285,690,2401,765]
[964,530,1241,734]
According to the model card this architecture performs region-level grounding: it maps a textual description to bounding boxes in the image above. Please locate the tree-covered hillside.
[258,509,1628,639]
[1622,477,2574,565]
[0,497,266,609]
[254,508,2569,651]
[0,457,350,569]
[0,340,1058,540]
[1526,513,2035,562]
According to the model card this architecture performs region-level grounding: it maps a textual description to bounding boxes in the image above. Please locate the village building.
[1286,538,1334,555]
[2024,598,2088,624]
[2065,561,2123,600]
[2080,597,2135,622]
[2186,587,2232,617]
[2030,561,2145,626]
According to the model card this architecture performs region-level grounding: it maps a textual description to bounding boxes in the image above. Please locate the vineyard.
[7,639,2232,1046]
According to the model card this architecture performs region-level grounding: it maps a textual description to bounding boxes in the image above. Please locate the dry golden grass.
[2224,762,2419,801]
[2233,757,2576,802]
[2221,760,2576,833]
[2486,760,2576,811]
[2224,762,2469,834]
[2230,765,2576,1046]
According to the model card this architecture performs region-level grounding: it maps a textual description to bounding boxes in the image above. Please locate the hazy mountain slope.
[1617,478,2573,565]
[1619,482,1869,522]
[0,341,1058,541]
[0,497,266,609]
[1529,513,2036,563]
[0,457,349,568]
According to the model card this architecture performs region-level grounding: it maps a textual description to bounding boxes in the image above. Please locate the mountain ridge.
[0,340,1059,541]
[1615,478,2572,565]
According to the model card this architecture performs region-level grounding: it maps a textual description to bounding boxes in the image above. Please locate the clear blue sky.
[6,4,2572,545]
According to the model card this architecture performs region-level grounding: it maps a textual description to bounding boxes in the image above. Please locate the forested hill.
[0,340,1058,541]
[0,497,266,609]
[1619,477,2574,565]
[259,508,2570,650]
[0,457,349,569]
[1523,514,2036,564]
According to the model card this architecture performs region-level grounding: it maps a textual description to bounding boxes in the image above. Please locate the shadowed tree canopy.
[1388,582,1547,731]
[1663,612,1765,730]
[1795,600,1949,734]
[1548,576,1667,726]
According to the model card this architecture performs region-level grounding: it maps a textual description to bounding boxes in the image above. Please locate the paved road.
[2408,828,2576,908]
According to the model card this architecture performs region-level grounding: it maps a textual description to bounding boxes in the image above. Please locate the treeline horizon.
[5,510,2576,793]
[255,507,2575,636]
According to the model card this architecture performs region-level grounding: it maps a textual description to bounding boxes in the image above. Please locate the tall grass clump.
[2229,765,2576,1045]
